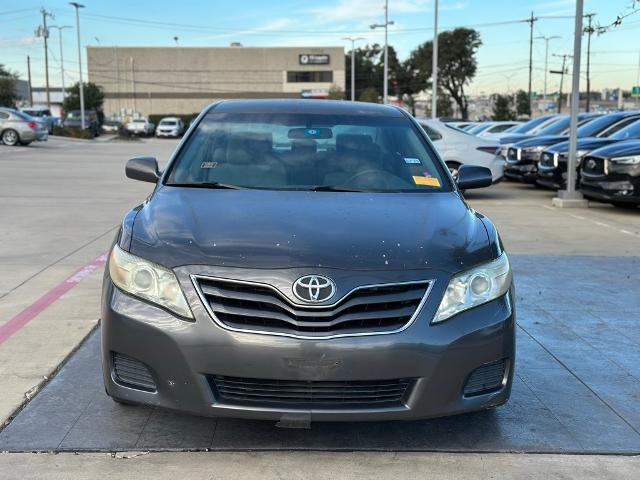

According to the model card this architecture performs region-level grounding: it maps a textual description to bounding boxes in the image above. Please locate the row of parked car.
[102,117,186,138]
[445,113,640,208]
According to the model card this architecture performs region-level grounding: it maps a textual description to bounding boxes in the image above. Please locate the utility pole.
[27,56,33,105]
[584,13,595,112]
[49,26,72,99]
[130,57,137,113]
[534,36,560,104]
[636,50,640,108]
[553,0,585,207]
[370,0,394,104]
[342,36,364,101]
[551,54,570,113]
[526,12,538,115]
[37,8,54,109]
[70,3,85,130]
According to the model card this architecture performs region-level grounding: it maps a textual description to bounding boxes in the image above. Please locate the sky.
[1,0,639,96]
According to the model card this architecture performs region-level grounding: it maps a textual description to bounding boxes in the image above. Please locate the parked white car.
[468,121,522,138]
[125,118,155,136]
[155,117,185,138]
[418,118,504,182]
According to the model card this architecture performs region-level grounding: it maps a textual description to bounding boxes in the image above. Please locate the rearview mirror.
[126,156,160,183]
[456,164,492,190]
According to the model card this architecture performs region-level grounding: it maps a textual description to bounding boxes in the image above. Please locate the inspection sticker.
[412,176,441,187]
[404,157,422,164]
[201,161,218,168]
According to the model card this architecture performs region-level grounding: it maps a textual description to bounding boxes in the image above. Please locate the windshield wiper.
[310,185,371,192]
[167,182,244,190]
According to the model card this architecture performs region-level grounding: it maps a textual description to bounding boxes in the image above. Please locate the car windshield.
[537,117,571,135]
[160,120,177,126]
[610,120,640,140]
[509,116,552,134]
[66,111,80,118]
[133,119,146,123]
[167,112,449,192]
[576,115,622,137]
[467,123,493,135]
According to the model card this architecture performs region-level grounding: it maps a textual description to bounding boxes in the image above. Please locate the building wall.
[87,46,345,118]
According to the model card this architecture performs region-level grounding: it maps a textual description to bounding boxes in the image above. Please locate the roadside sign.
[632,86,640,97]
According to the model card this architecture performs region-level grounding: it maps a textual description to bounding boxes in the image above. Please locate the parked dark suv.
[101,100,515,422]
[62,109,100,137]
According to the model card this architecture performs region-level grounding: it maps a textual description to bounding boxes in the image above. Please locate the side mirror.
[456,164,493,190]
[126,156,160,183]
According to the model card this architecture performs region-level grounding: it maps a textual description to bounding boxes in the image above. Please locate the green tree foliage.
[327,84,345,100]
[405,28,481,119]
[0,64,18,108]
[63,82,104,112]
[515,89,531,117]
[358,87,380,103]
[491,94,516,120]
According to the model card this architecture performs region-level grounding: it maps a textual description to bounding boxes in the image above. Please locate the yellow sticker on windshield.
[412,176,441,187]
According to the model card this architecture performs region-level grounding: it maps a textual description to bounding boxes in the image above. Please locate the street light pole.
[534,35,560,103]
[370,0,394,104]
[49,26,72,99]
[431,0,439,118]
[342,36,364,101]
[70,3,85,130]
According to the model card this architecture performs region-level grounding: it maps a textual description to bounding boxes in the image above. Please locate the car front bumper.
[580,178,640,204]
[504,161,537,183]
[101,265,516,422]
[156,130,180,137]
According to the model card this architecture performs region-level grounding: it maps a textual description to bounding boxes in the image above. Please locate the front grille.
[195,277,431,337]
[582,156,606,176]
[112,352,156,392]
[463,359,507,397]
[209,375,413,408]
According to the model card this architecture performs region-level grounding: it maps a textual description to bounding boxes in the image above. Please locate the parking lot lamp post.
[70,2,85,130]
[431,0,438,118]
[370,0,394,104]
[342,37,364,101]
[50,26,72,99]
[535,35,560,102]
[553,0,586,207]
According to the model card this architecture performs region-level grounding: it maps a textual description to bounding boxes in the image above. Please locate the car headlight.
[109,244,193,319]
[432,253,512,324]
[610,155,640,165]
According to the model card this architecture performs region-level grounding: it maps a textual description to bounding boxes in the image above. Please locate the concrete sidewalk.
[0,451,638,480]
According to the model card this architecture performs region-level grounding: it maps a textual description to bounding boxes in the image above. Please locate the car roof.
[209,99,406,117]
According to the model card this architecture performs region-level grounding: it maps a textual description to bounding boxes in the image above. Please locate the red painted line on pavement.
[0,252,109,345]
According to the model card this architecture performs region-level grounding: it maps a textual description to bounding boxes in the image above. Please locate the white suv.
[156,117,185,138]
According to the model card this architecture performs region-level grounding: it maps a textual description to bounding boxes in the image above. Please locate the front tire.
[2,129,20,146]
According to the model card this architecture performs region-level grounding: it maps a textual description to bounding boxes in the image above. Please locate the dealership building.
[87,46,345,118]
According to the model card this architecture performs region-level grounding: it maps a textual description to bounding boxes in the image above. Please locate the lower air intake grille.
[112,352,156,392]
[210,375,413,409]
[463,360,507,397]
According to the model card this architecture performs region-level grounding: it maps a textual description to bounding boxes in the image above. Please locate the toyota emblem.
[293,275,336,303]
[586,159,596,170]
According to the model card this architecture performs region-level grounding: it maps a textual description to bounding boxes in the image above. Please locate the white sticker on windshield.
[404,157,422,164]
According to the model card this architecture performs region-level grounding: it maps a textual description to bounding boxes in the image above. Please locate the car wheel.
[611,202,638,210]
[19,141,32,146]
[1,129,20,146]
[446,161,461,180]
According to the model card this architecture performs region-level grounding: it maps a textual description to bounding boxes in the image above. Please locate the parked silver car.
[155,117,185,138]
[20,107,57,134]
[0,108,48,146]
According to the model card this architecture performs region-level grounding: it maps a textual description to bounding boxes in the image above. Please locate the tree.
[359,87,380,103]
[0,64,18,108]
[63,82,104,112]
[515,89,531,117]
[436,91,454,118]
[405,28,482,119]
[327,84,345,100]
[491,94,515,120]
[345,44,382,101]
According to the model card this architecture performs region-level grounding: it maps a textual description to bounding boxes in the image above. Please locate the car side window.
[420,124,442,141]
[0,112,9,120]
[601,117,639,137]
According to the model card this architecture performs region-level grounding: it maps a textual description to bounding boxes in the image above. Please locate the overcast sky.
[1,0,639,96]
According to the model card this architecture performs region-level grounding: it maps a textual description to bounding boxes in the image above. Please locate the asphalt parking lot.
[1,137,639,475]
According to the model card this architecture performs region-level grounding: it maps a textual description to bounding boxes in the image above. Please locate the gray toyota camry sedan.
[102,99,515,422]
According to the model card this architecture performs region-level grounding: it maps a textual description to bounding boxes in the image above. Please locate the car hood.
[129,186,493,272]
[589,139,640,158]
[545,137,617,154]
[513,135,568,149]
